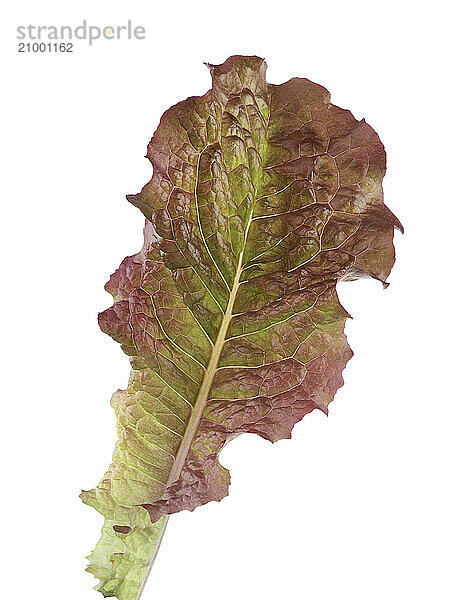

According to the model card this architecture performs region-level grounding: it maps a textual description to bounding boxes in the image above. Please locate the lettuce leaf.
[82,55,401,599]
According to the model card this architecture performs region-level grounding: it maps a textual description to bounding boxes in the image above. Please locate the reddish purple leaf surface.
[82,55,401,600]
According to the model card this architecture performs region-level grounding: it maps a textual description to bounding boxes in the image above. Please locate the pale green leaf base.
[86,508,168,599]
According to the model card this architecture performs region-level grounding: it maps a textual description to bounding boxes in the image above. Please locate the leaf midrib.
[164,210,252,487]
[135,231,252,600]
[163,91,268,491]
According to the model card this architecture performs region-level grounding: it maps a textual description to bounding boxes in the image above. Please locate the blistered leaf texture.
[82,55,401,599]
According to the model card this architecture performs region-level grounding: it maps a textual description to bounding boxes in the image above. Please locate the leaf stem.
[136,515,170,600]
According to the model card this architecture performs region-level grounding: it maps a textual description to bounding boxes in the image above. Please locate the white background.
[2,1,472,598]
